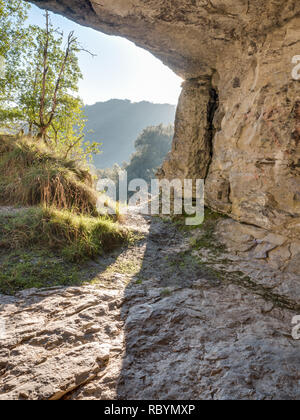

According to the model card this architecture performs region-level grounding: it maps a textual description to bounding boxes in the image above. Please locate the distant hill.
[84,99,176,168]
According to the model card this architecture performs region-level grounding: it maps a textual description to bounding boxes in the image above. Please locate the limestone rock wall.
[29,0,300,237]
[206,22,300,238]
[159,77,216,182]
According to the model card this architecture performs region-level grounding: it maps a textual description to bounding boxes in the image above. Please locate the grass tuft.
[0,135,98,214]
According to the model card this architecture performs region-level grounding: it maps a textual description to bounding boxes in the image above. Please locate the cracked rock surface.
[0,214,299,400]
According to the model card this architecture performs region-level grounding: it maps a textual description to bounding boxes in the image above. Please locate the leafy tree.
[18,13,82,139]
[0,6,100,163]
[98,124,173,200]
[125,124,173,184]
[47,99,100,162]
[0,0,30,125]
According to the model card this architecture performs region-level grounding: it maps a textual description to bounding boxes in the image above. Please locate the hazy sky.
[27,4,183,106]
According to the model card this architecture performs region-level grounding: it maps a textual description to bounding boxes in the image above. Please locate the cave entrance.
[26,3,183,171]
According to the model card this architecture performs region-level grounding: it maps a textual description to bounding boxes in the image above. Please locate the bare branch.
[64,135,84,158]
[78,44,97,57]
[46,31,77,128]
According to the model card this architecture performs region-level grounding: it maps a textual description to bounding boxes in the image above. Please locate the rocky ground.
[0,211,299,400]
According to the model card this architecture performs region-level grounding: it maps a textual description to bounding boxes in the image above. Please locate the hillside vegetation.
[0,5,142,296]
[0,136,131,295]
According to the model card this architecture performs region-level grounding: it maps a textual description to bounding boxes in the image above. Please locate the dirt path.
[0,212,299,400]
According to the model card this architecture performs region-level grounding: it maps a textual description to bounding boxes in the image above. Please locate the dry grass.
[0,135,98,214]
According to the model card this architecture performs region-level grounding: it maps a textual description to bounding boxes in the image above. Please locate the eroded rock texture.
[1,214,299,400]
[28,0,300,235]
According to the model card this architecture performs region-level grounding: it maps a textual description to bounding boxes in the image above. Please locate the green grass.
[0,136,133,295]
[172,208,227,255]
[0,207,130,263]
[0,207,133,294]
[192,210,226,255]
[0,250,84,295]
[173,207,225,228]
[96,256,142,280]
[0,207,132,294]
[160,288,172,297]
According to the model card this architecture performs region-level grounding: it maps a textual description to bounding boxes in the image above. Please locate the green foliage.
[0,4,133,296]
[160,288,172,297]
[0,0,30,114]
[98,124,174,199]
[125,124,173,184]
[46,100,101,163]
[173,208,228,261]
[0,4,100,163]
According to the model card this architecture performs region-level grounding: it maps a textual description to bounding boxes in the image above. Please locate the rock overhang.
[28,0,300,79]
[27,0,300,239]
